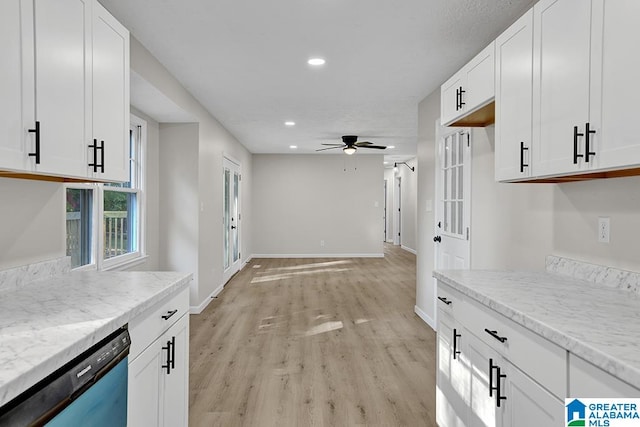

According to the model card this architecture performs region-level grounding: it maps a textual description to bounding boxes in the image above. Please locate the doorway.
[383,179,388,242]
[223,157,241,284]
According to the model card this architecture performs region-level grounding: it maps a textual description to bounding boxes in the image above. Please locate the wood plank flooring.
[189,244,437,426]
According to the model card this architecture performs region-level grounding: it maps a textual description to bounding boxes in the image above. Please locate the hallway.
[189,244,436,426]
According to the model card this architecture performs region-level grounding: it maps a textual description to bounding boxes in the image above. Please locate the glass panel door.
[223,157,241,282]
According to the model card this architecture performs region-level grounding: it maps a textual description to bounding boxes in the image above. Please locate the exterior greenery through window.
[65,115,145,269]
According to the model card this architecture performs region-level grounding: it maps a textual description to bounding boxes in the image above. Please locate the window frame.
[64,113,147,271]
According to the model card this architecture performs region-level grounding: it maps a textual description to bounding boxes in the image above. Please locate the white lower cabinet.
[569,354,640,398]
[128,288,190,427]
[436,282,565,427]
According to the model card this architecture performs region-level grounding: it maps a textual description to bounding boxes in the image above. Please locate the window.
[65,114,146,270]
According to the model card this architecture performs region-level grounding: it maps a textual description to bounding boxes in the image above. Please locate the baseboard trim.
[190,283,224,314]
[251,253,384,259]
[401,245,417,255]
[414,305,436,331]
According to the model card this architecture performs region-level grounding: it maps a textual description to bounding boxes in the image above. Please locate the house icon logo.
[566,399,586,426]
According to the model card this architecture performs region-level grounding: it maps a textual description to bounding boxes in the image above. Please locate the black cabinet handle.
[162,338,173,374]
[520,142,529,173]
[573,126,584,164]
[452,328,461,360]
[162,309,178,320]
[458,86,465,109]
[496,365,507,407]
[88,139,98,172]
[99,140,105,173]
[489,358,496,397]
[484,328,508,343]
[28,121,40,164]
[437,296,452,305]
[585,122,596,162]
[170,336,176,370]
[455,87,460,111]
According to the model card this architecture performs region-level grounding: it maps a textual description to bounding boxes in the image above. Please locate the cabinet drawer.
[458,297,566,399]
[569,354,640,398]
[436,282,464,318]
[129,287,189,360]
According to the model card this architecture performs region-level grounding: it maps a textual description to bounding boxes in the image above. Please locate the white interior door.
[223,157,241,283]
[434,124,471,271]
[394,176,401,245]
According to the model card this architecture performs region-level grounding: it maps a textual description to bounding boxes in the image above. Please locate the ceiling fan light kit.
[316,135,388,155]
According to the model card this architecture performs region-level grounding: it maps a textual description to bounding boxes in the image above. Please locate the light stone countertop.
[0,270,192,407]
[433,269,640,390]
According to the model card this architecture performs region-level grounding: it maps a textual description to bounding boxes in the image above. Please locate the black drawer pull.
[162,309,178,320]
[28,121,41,164]
[437,296,452,305]
[484,328,508,343]
[89,139,98,172]
[161,337,173,374]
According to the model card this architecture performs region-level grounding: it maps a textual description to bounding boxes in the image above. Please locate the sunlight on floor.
[266,260,352,272]
[250,267,352,284]
[304,320,344,337]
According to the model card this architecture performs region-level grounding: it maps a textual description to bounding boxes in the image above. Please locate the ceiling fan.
[316,135,387,155]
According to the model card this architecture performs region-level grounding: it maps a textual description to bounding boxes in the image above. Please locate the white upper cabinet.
[532,0,592,177]
[91,2,130,182]
[32,0,91,178]
[441,42,496,127]
[0,0,129,182]
[0,0,32,171]
[494,10,534,181]
[588,0,640,171]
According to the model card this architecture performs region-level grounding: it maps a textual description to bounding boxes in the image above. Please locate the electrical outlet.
[320,240,325,247]
[598,217,610,243]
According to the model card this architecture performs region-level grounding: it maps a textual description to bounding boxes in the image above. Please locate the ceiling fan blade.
[360,145,387,149]
[316,146,342,152]
[354,141,373,146]
[321,143,345,146]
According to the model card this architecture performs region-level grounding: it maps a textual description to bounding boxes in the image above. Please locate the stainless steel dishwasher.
[0,327,130,426]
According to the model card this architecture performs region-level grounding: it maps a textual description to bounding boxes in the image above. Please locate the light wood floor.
[189,244,437,426]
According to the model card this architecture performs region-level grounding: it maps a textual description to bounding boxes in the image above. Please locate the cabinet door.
[588,0,640,171]
[0,0,34,171]
[436,311,468,427]
[532,0,592,177]
[501,362,563,427]
[128,340,163,427]
[465,42,495,114]
[495,10,533,181]
[465,332,503,427]
[91,2,130,182]
[33,0,90,178]
[442,73,465,126]
[162,314,189,427]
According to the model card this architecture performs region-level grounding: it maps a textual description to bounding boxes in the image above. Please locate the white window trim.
[65,113,147,271]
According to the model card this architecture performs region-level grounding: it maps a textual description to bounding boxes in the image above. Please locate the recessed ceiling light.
[308,58,326,66]
[285,121,295,126]
[388,145,396,149]
[289,145,297,149]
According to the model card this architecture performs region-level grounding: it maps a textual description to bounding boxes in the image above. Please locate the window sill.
[102,254,149,271]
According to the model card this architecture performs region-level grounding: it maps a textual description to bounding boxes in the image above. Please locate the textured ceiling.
[100,0,533,160]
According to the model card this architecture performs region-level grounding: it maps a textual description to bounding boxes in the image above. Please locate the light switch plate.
[598,217,610,243]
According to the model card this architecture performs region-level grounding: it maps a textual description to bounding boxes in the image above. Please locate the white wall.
[252,154,384,256]
[0,179,64,269]
[416,91,440,327]
[553,177,640,272]
[130,37,252,309]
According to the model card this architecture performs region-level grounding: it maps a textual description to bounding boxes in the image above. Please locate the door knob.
[231,225,236,230]
[433,236,441,243]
